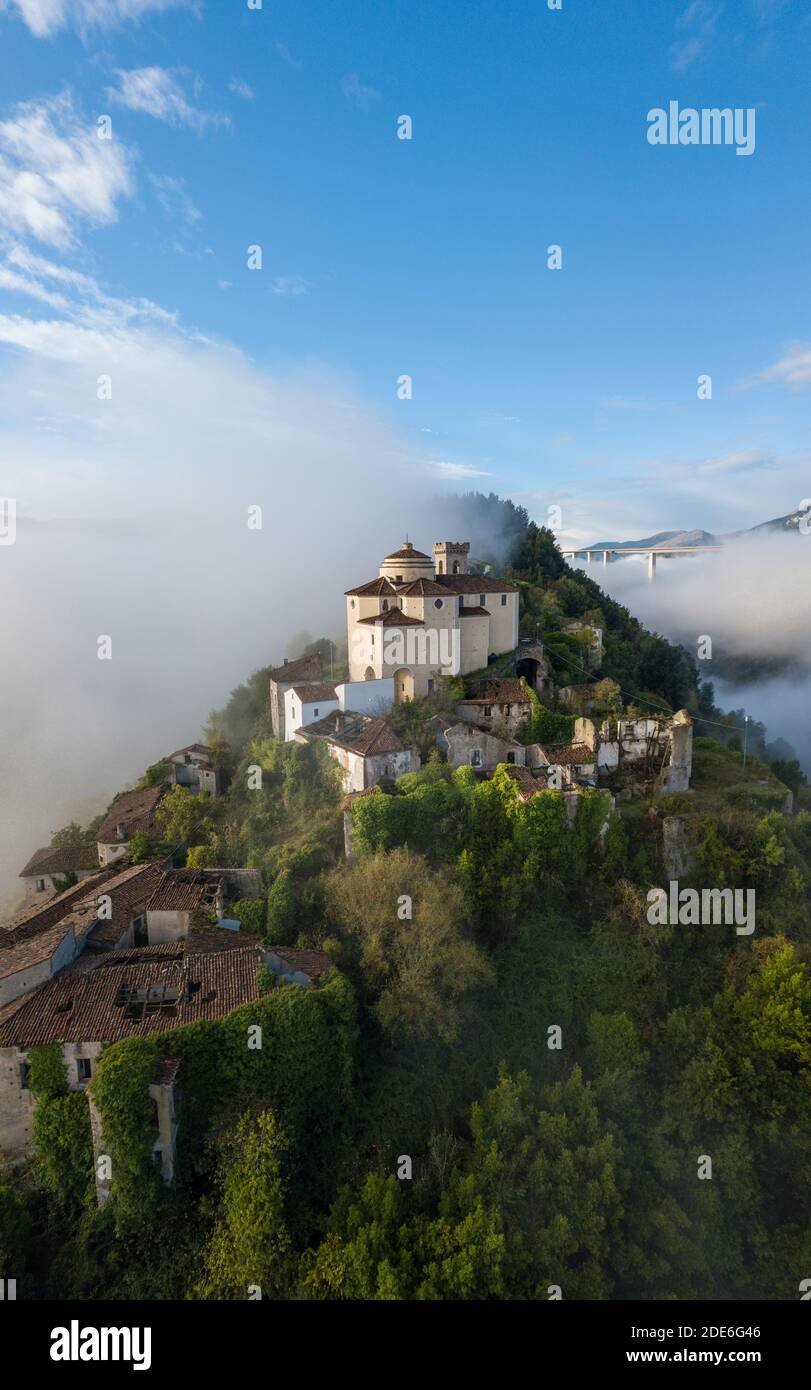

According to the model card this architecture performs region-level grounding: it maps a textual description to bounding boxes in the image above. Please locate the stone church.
[345,540,520,701]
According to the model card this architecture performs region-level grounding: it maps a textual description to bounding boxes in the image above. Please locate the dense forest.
[2,496,810,1301]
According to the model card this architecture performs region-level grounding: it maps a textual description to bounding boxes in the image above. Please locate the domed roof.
[383,541,431,562]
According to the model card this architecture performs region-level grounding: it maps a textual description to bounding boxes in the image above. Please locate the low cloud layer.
[592,531,811,765]
[0,320,440,911]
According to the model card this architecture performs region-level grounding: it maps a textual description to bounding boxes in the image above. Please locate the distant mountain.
[590,510,807,550]
[589,528,716,550]
[721,509,809,541]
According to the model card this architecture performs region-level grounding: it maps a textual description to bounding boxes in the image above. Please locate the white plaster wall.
[486,593,519,655]
[336,678,394,715]
[458,614,489,674]
[98,841,128,867]
[284,690,339,741]
[145,909,190,944]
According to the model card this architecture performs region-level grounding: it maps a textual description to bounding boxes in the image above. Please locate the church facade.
[345,540,519,701]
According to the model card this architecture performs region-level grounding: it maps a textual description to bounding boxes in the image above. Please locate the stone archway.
[364,667,375,681]
[393,667,415,703]
[515,656,543,692]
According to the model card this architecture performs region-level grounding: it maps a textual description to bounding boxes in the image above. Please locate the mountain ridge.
[588,509,806,550]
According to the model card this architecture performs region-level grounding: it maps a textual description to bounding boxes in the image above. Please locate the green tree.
[266,871,296,944]
[327,847,492,1043]
[199,1109,292,1299]
[155,785,211,848]
[49,821,84,849]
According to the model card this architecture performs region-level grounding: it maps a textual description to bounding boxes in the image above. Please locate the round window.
[434,598,443,609]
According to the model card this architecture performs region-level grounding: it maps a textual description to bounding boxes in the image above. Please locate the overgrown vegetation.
[4,495,810,1302]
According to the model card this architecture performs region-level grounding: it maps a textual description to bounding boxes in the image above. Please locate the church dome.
[379,540,436,583]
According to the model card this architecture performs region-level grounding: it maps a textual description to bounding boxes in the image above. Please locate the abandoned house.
[455,677,533,736]
[95,785,168,866]
[165,744,219,796]
[17,845,99,906]
[294,710,418,791]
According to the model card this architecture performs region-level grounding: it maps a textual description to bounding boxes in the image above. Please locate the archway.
[364,667,375,681]
[515,656,543,692]
[393,667,415,703]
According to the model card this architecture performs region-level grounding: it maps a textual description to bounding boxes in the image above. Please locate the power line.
[540,637,752,734]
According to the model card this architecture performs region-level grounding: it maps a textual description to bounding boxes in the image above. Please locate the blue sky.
[0,0,810,541]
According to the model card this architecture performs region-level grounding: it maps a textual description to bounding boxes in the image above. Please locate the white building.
[283,677,395,742]
[345,540,520,701]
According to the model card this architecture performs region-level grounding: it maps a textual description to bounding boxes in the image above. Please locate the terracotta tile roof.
[357,607,424,627]
[145,869,222,914]
[268,947,333,982]
[459,605,490,617]
[539,742,595,766]
[462,678,532,705]
[166,743,214,766]
[84,862,166,946]
[269,653,322,684]
[186,926,252,954]
[19,845,98,879]
[504,765,544,800]
[0,944,261,1047]
[436,574,519,594]
[0,865,167,979]
[300,712,405,758]
[343,718,404,757]
[1,868,115,937]
[96,785,166,844]
[291,683,338,702]
[397,577,448,597]
[442,720,523,749]
[345,577,398,597]
[383,544,431,561]
[0,921,74,980]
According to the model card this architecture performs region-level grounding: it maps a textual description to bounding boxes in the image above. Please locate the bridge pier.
[647,552,657,582]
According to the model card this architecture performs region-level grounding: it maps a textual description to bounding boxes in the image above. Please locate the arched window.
[453,561,460,574]
[382,599,389,611]
[437,561,444,574]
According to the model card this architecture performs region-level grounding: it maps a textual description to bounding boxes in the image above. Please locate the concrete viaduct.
[561,546,723,581]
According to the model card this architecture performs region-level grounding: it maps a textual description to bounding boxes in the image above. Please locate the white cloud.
[0,245,178,339]
[670,0,721,72]
[275,41,302,72]
[150,172,201,224]
[696,449,772,476]
[0,287,442,906]
[340,73,381,111]
[0,92,133,247]
[0,0,194,39]
[744,343,811,391]
[228,77,254,101]
[430,461,493,479]
[107,66,229,133]
[272,276,310,297]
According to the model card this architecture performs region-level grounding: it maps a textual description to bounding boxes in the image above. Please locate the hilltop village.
[3,519,810,1308]
[0,535,698,1190]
